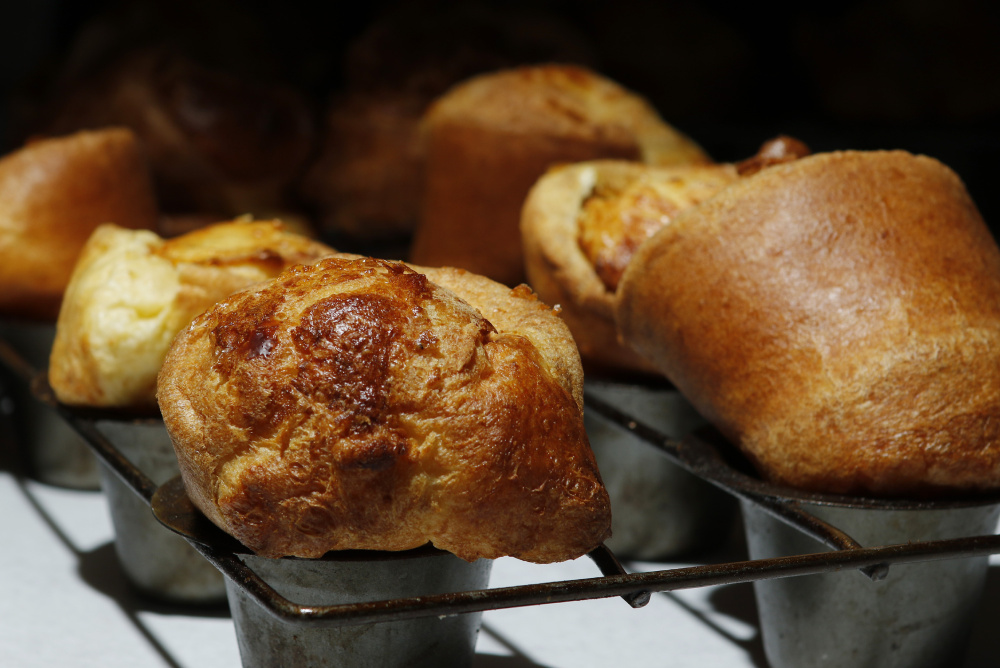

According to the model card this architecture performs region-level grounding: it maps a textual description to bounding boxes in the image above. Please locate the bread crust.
[157,256,610,561]
[299,5,596,242]
[41,46,315,216]
[522,159,738,376]
[616,150,1000,497]
[49,219,335,408]
[410,64,708,287]
[300,91,427,241]
[0,128,158,320]
[415,264,585,409]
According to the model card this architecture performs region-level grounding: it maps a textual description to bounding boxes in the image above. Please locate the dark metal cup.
[0,321,99,489]
[227,547,493,668]
[585,378,736,559]
[743,496,1000,668]
[95,418,227,604]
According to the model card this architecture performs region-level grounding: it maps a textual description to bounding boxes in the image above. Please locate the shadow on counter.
[702,544,1000,668]
[475,625,550,668]
[961,564,1000,668]
[14,474,229,668]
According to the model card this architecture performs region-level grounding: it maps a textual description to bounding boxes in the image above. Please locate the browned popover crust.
[0,127,158,320]
[157,256,610,562]
[616,150,1000,497]
[522,159,739,376]
[410,64,709,287]
[300,5,596,242]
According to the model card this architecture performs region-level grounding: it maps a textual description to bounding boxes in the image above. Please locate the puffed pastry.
[299,3,597,242]
[521,136,808,376]
[157,256,611,562]
[523,160,739,375]
[410,64,710,287]
[0,127,158,320]
[48,218,335,409]
[39,46,315,219]
[617,150,1000,497]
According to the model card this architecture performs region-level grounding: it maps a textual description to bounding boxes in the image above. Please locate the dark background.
[2,0,998,232]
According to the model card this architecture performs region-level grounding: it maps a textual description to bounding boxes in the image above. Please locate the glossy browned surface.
[617,151,1000,497]
[0,128,157,320]
[159,256,609,561]
[411,64,708,286]
[735,135,811,176]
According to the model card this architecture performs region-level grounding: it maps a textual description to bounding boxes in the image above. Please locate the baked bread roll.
[157,256,610,562]
[0,127,158,321]
[522,159,740,376]
[300,90,427,242]
[300,5,595,242]
[410,64,709,286]
[521,137,808,376]
[49,218,335,409]
[616,150,1000,497]
[39,46,315,219]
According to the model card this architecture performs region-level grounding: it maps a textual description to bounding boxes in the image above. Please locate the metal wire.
[13,347,1000,628]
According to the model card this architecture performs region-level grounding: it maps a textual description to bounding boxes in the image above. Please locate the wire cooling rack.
[5,335,1000,629]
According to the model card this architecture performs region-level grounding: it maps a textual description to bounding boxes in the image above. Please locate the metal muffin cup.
[742,491,1000,668]
[584,377,737,560]
[0,320,100,489]
[227,547,494,668]
[670,427,1000,668]
[94,418,227,604]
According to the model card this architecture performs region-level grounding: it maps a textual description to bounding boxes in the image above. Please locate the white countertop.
[4,445,1000,667]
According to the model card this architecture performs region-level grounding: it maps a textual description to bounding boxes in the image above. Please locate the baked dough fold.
[522,159,739,375]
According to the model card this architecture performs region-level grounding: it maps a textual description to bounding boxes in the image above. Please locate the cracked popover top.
[157,255,610,562]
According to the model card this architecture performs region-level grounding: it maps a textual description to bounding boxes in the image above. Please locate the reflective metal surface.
[10,340,1000,634]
